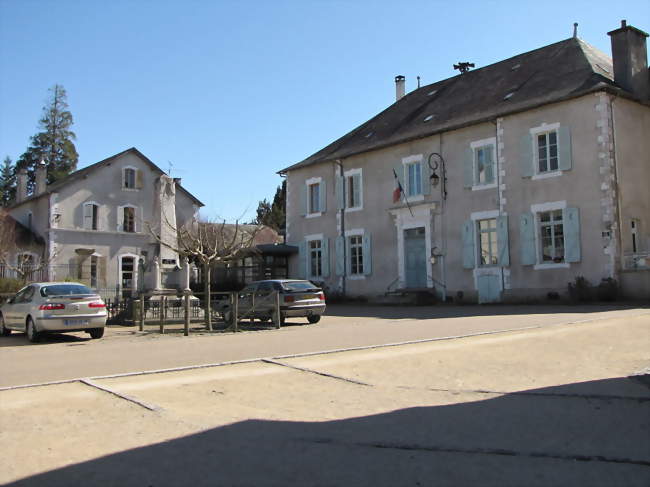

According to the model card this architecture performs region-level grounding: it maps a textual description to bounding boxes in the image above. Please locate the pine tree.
[253,181,286,231]
[0,156,16,206]
[16,85,78,193]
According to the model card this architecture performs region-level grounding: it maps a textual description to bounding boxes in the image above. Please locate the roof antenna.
[453,62,474,74]
[573,22,578,38]
[417,76,421,88]
[167,160,173,177]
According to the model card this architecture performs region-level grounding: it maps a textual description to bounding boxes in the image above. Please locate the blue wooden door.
[477,274,501,303]
[404,227,427,288]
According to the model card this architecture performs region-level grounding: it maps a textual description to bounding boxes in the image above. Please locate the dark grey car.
[221,279,326,325]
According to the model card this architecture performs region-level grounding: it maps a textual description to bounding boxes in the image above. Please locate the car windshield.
[282,281,319,292]
[40,284,94,297]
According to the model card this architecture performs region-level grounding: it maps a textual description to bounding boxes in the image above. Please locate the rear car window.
[282,281,319,292]
[40,284,93,297]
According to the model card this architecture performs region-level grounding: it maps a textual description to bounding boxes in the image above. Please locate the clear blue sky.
[1,0,648,221]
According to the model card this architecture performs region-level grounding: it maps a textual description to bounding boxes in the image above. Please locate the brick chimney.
[395,75,406,101]
[16,168,28,203]
[608,20,649,101]
[35,159,47,196]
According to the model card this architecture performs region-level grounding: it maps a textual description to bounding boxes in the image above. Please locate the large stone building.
[280,21,650,302]
[8,148,203,297]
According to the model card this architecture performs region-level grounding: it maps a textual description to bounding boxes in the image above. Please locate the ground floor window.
[309,240,322,278]
[349,235,364,275]
[121,256,135,297]
[539,210,564,263]
[478,218,498,265]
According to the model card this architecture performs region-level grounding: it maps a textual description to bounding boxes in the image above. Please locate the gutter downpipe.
[335,159,346,297]
[494,118,506,296]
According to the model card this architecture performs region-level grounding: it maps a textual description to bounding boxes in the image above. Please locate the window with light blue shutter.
[335,236,345,276]
[497,215,510,267]
[563,207,581,262]
[519,213,536,265]
[301,184,308,216]
[352,173,362,206]
[519,134,534,178]
[558,126,573,171]
[321,238,330,277]
[362,234,372,275]
[297,241,307,278]
[335,175,344,210]
[484,146,495,184]
[464,148,474,188]
[319,180,326,213]
[462,220,475,269]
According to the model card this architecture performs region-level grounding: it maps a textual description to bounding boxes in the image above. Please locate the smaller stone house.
[8,148,204,297]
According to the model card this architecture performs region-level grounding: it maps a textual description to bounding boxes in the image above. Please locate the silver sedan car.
[0,282,107,343]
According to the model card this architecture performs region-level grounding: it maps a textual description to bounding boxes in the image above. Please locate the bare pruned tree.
[0,212,51,283]
[146,216,260,330]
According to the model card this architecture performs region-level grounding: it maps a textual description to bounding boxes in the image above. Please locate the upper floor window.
[83,202,99,230]
[345,169,362,210]
[309,183,320,214]
[465,138,496,189]
[405,161,422,197]
[536,131,558,173]
[119,205,137,233]
[124,168,136,189]
[631,219,640,253]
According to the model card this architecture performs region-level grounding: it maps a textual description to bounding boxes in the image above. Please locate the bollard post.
[250,292,255,324]
[184,292,190,336]
[139,296,145,331]
[233,291,239,332]
[275,290,281,329]
[159,296,166,334]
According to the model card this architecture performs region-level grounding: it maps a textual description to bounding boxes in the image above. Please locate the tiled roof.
[280,37,619,173]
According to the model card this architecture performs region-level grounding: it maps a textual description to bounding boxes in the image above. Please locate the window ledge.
[305,212,322,219]
[348,274,366,280]
[533,262,570,270]
[532,171,563,181]
[471,183,497,191]
[344,206,363,213]
[405,194,424,202]
[122,187,140,192]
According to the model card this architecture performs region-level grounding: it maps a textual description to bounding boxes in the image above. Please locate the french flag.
[392,168,403,203]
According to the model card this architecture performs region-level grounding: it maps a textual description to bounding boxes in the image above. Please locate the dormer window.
[123,167,142,190]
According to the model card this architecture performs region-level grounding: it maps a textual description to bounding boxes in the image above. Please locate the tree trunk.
[203,263,212,331]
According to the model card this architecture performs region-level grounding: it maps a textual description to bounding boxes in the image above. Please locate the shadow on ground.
[8,377,650,487]
[324,303,647,320]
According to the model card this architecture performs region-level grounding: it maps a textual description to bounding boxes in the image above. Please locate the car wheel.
[88,328,104,339]
[0,314,11,336]
[307,315,321,324]
[26,317,40,343]
[258,316,270,323]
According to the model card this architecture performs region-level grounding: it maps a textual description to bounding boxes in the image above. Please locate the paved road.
[1,304,647,387]
[1,309,649,486]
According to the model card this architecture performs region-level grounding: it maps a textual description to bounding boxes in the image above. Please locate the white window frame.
[470,137,497,190]
[530,123,563,180]
[477,218,498,267]
[305,233,324,279]
[122,166,138,191]
[83,201,99,230]
[531,200,570,270]
[305,176,322,218]
[344,228,365,279]
[119,253,139,296]
[344,168,363,212]
[16,251,38,267]
[401,155,424,202]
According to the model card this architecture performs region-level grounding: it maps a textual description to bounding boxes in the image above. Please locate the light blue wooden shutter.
[564,207,581,262]
[464,148,474,188]
[301,184,308,215]
[335,236,345,276]
[422,161,431,196]
[485,146,495,184]
[462,220,475,269]
[353,174,361,206]
[519,134,534,178]
[117,206,124,231]
[497,215,510,267]
[335,175,344,210]
[519,213,536,265]
[297,241,306,278]
[362,234,372,275]
[558,126,572,171]
[321,238,330,278]
[319,180,326,213]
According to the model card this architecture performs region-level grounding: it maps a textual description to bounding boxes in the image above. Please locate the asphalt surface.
[1,304,649,486]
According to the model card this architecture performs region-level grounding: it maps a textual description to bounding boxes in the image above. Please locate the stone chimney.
[16,168,28,203]
[608,20,649,101]
[35,159,47,196]
[395,75,406,101]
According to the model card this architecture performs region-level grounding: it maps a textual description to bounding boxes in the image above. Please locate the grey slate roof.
[280,37,619,173]
[11,147,204,208]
